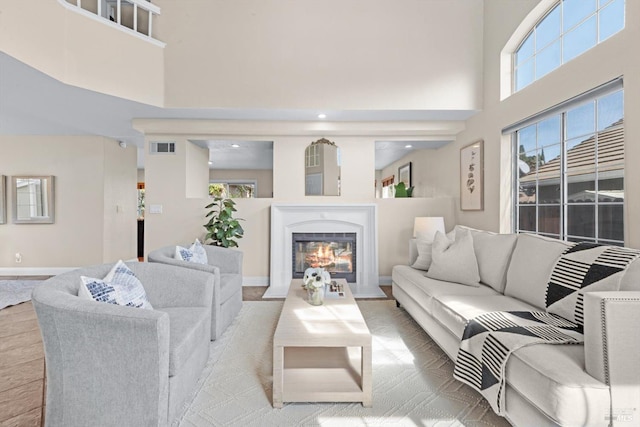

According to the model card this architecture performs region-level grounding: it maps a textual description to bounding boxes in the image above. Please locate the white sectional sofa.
[392,227,640,427]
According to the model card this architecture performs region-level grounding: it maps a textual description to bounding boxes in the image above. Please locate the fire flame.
[304,243,352,272]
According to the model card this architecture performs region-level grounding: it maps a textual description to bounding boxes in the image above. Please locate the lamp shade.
[413,217,445,241]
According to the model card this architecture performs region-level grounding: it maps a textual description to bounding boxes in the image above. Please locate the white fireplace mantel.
[264,203,385,298]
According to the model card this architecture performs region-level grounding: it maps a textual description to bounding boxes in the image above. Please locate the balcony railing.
[60,0,163,44]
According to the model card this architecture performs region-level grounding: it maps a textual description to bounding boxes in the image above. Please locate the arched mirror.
[12,176,55,224]
[305,138,341,196]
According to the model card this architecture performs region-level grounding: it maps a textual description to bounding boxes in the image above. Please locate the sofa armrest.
[32,287,171,426]
[584,291,640,425]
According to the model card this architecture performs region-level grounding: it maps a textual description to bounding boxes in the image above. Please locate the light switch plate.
[149,204,163,214]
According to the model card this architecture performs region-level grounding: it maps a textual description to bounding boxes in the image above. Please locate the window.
[381,175,395,199]
[513,83,624,245]
[209,180,257,199]
[305,144,319,167]
[514,0,624,92]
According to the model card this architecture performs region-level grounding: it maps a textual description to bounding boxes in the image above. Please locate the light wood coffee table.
[272,278,372,408]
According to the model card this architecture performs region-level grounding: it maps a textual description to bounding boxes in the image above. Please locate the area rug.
[0,280,41,310]
[175,301,510,427]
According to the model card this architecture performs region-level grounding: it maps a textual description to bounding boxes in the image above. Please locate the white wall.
[103,140,138,262]
[422,0,640,248]
[0,136,137,269]
[140,124,458,279]
[0,0,164,106]
[156,0,483,112]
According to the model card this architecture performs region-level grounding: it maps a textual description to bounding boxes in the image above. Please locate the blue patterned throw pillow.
[175,239,208,264]
[79,260,153,310]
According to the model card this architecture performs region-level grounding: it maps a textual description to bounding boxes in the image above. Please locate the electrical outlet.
[15,253,22,263]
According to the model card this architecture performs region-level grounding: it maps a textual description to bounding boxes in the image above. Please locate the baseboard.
[379,276,392,285]
[242,276,269,286]
[0,267,78,276]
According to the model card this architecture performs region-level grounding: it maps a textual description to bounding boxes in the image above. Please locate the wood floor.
[0,283,393,426]
[0,301,45,427]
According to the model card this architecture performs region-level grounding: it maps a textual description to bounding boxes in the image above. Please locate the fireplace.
[266,203,384,298]
[292,232,356,282]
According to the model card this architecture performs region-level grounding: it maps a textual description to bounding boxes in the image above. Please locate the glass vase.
[307,286,325,306]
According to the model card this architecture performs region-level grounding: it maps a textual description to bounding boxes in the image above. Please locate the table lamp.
[413,217,445,242]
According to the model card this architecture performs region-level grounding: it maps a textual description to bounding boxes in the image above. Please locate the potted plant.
[394,182,414,197]
[203,197,245,247]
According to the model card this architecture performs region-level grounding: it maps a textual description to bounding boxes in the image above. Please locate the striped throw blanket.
[453,311,582,415]
[454,241,639,414]
[545,242,640,328]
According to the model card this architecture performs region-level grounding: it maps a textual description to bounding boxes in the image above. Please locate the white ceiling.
[0,52,467,170]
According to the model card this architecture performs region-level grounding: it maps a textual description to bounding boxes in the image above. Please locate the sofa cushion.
[159,307,210,376]
[431,294,539,339]
[426,229,480,287]
[392,265,497,314]
[506,344,609,426]
[505,234,571,309]
[457,226,517,293]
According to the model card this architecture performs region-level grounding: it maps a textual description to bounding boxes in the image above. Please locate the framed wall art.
[12,175,55,224]
[398,162,412,188]
[460,140,483,211]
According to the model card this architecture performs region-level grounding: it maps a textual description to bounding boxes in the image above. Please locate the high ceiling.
[0,52,466,169]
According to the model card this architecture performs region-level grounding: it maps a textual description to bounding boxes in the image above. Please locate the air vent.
[150,142,176,154]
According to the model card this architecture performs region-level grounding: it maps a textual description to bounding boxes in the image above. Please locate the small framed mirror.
[0,175,6,224]
[305,138,341,196]
[12,176,55,224]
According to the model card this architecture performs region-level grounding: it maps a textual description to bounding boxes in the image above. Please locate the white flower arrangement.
[303,267,331,290]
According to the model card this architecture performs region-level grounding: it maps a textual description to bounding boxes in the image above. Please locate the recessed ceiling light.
[317,113,327,119]
[208,161,213,165]
[231,144,240,148]
[405,144,413,148]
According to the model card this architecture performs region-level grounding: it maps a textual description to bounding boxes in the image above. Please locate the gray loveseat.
[392,227,640,426]
[32,262,214,427]
[148,244,243,340]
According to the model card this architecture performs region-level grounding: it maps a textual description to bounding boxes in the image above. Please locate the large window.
[514,84,624,245]
[515,0,624,92]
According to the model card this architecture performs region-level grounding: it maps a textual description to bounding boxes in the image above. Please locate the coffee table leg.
[362,344,372,407]
[273,344,284,408]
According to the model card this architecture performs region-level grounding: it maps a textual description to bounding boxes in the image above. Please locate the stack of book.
[325,281,345,298]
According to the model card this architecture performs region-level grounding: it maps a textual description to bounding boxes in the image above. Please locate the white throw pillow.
[175,238,208,264]
[411,239,435,270]
[79,260,153,310]
[505,234,571,309]
[426,229,480,287]
[455,225,518,293]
